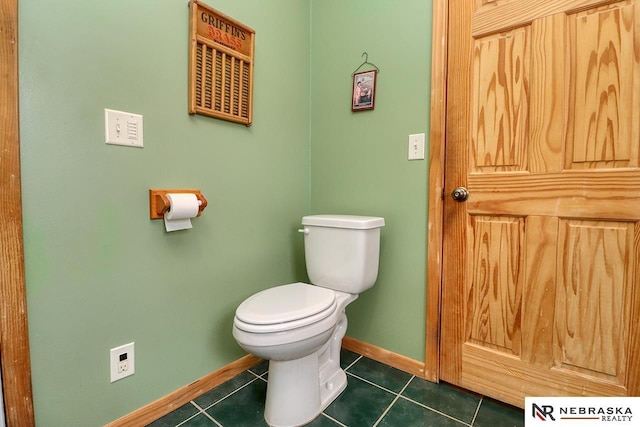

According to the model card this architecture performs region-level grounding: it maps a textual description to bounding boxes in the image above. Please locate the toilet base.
[264,311,352,427]
[264,353,347,427]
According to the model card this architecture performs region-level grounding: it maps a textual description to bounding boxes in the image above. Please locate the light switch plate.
[408,133,425,160]
[105,109,143,148]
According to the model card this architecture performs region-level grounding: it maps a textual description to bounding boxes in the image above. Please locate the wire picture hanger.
[352,52,381,75]
[351,52,379,111]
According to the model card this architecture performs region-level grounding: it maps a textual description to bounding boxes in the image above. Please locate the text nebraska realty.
[535,403,633,422]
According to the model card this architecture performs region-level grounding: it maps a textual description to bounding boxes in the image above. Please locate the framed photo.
[352,70,377,111]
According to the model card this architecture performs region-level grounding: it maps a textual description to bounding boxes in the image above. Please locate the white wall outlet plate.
[110,342,135,382]
[105,109,143,148]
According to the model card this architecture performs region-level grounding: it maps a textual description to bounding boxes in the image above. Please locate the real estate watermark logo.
[525,397,639,426]
[532,403,556,421]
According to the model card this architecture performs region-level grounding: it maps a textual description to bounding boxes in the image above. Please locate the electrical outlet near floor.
[110,342,135,383]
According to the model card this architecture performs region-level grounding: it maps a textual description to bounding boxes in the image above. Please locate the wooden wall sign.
[188,1,255,126]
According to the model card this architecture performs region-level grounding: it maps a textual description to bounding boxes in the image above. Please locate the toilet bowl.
[232,215,384,427]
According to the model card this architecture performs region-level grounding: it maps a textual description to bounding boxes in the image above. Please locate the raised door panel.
[555,220,636,385]
[566,2,640,169]
[466,216,524,356]
[472,28,530,172]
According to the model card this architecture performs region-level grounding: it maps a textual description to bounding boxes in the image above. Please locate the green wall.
[310,0,431,360]
[18,0,431,425]
[19,1,310,425]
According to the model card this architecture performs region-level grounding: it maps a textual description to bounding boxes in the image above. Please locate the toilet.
[232,214,385,427]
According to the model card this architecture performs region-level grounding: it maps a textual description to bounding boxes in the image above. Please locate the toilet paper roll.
[164,193,200,232]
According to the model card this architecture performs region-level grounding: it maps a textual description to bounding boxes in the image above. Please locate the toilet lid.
[235,283,337,332]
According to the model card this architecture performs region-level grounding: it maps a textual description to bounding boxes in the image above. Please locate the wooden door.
[441,0,640,407]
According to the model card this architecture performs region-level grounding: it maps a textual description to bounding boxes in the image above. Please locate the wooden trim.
[425,0,449,382]
[106,354,262,426]
[0,0,36,425]
[342,336,426,379]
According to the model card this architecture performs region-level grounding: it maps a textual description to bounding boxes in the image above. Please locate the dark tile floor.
[147,349,524,427]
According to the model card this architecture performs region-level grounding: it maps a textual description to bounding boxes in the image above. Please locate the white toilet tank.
[301,215,385,294]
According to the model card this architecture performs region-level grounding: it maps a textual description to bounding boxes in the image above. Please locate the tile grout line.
[320,412,348,427]
[395,393,473,426]
[343,354,363,372]
[249,363,270,383]
[172,402,201,427]
[345,371,401,396]
[199,375,261,413]
[248,364,267,377]
[371,375,415,427]
[248,368,266,381]
[470,396,483,426]
[190,401,223,427]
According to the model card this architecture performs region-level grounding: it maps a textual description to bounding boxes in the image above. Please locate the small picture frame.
[352,70,377,111]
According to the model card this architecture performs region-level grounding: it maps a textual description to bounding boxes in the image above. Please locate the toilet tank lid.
[302,215,385,229]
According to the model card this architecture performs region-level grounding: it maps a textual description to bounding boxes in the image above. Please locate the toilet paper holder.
[149,189,208,219]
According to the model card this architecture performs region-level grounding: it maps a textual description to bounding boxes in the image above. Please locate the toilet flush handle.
[297,228,310,235]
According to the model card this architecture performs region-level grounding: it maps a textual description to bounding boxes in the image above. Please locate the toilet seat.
[234,283,337,334]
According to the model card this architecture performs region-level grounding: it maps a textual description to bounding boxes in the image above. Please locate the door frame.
[424,0,449,381]
[0,0,36,425]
